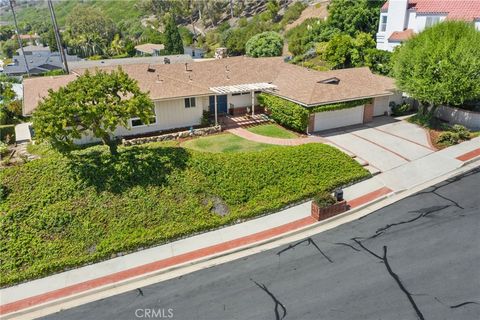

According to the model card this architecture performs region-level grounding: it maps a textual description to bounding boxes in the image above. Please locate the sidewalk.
[1,137,479,318]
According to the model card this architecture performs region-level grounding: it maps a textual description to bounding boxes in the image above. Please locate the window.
[184,97,196,108]
[425,16,440,28]
[131,109,156,127]
[380,15,388,32]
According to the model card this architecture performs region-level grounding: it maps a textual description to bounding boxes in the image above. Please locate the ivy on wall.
[258,93,371,132]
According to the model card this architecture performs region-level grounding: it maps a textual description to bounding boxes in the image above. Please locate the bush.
[0,141,8,155]
[0,142,369,285]
[436,131,461,146]
[280,2,307,27]
[451,124,470,140]
[0,124,15,144]
[258,94,309,132]
[245,31,283,57]
[201,110,211,127]
[313,192,336,208]
[390,102,414,116]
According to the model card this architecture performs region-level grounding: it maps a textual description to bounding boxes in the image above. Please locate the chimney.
[386,0,409,35]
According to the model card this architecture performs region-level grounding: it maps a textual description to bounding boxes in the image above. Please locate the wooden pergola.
[209,82,277,125]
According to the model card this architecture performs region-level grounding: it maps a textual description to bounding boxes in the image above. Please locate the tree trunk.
[101,134,118,156]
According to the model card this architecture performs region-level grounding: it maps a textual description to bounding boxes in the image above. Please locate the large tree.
[327,0,382,37]
[33,69,154,155]
[392,21,480,116]
[163,14,184,55]
[245,31,283,57]
[64,5,116,57]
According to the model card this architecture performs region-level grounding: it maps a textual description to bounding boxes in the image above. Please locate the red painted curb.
[456,148,480,162]
[0,216,316,316]
[347,187,393,209]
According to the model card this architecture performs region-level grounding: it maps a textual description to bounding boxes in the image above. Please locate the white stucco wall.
[436,105,480,130]
[415,14,447,33]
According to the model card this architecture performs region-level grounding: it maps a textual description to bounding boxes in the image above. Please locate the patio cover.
[209,82,277,94]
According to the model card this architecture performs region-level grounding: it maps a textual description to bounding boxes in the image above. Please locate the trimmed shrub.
[0,124,15,144]
[436,131,460,146]
[390,102,414,116]
[258,93,309,132]
[451,124,470,140]
[313,192,336,208]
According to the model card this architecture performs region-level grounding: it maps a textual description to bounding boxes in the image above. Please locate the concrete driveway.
[319,116,435,173]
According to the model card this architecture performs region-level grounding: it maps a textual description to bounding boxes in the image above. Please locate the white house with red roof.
[377,0,480,51]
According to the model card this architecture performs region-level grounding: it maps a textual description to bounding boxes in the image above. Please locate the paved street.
[43,168,480,320]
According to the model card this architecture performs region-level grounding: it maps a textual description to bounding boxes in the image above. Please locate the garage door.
[313,105,364,131]
[373,96,390,116]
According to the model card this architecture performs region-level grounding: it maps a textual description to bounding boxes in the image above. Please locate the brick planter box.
[311,200,348,221]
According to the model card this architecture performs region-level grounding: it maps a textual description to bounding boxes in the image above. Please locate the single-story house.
[134,43,165,56]
[23,56,400,143]
[4,49,81,76]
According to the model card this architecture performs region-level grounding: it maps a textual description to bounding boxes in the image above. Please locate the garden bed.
[0,142,369,286]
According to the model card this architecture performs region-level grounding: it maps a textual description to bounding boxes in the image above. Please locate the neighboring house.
[16,45,50,55]
[377,0,480,51]
[134,43,165,56]
[23,56,400,143]
[183,46,205,59]
[11,34,41,45]
[68,54,193,69]
[4,47,81,76]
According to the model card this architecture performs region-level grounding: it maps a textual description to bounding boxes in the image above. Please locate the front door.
[209,95,228,114]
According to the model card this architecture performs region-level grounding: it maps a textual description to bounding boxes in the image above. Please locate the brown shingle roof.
[134,43,165,55]
[23,56,397,115]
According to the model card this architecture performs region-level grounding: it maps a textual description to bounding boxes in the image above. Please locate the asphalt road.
[43,168,480,320]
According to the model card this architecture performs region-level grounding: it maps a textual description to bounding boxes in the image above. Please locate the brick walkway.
[227,127,325,146]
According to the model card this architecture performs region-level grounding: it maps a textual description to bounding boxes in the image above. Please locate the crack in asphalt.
[352,239,425,320]
[251,279,287,320]
[369,205,450,239]
[449,301,480,309]
[333,242,361,252]
[276,237,333,263]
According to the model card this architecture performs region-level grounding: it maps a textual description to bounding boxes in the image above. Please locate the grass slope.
[1,0,144,28]
[181,133,275,153]
[0,142,369,286]
[247,124,298,139]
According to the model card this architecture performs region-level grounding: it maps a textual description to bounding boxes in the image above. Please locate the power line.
[47,0,69,74]
[9,0,30,77]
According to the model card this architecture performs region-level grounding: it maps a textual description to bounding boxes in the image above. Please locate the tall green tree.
[246,31,283,57]
[64,5,116,57]
[33,69,154,155]
[392,21,480,116]
[327,0,382,36]
[163,14,184,55]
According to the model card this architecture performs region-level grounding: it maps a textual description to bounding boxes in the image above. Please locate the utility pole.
[47,0,69,74]
[9,0,30,77]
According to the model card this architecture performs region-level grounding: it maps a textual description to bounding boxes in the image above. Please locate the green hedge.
[258,94,372,132]
[0,142,369,286]
[309,99,371,113]
[258,93,309,132]
[0,125,15,144]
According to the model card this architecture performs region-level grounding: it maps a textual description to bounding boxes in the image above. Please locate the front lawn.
[247,124,298,139]
[0,142,369,286]
[181,133,275,153]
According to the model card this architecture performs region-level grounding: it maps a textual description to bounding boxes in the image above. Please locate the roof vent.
[318,77,340,85]
[185,63,192,72]
[147,65,156,72]
[164,57,170,64]
[225,65,230,72]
